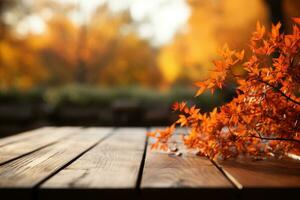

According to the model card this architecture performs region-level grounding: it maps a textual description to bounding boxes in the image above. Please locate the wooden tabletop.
[0,127,299,200]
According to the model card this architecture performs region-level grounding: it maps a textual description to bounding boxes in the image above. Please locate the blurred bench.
[0,127,299,200]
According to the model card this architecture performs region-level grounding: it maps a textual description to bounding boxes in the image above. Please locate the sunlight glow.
[16,15,46,36]
[129,0,190,46]
[12,0,190,46]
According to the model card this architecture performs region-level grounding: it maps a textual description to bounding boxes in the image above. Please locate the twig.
[247,135,300,143]
[257,78,300,106]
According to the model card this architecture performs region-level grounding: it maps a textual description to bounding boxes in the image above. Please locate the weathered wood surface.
[0,127,79,165]
[0,128,112,200]
[0,127,51,148]
[217,158,300,200]
[141,128,234,200]
[0,127,299,200]
[40,128,147,200]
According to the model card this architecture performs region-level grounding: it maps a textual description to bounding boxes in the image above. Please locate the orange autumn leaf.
[271,22,281,39]
[149,18,300,160]
[292,17,300,25]
[176,115,188,127]
[195,82,206,96]
[253,21,265,41]
[172,101,187,111]
[235,50,245,60]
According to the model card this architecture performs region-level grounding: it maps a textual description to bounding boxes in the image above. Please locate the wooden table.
[0,127,299,200]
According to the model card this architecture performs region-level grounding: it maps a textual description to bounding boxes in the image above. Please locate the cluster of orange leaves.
[148,18,300,160]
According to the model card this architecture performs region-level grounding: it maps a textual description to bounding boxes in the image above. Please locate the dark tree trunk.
[265,0,285,31]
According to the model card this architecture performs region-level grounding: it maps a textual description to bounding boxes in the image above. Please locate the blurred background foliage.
[0,0,299,136]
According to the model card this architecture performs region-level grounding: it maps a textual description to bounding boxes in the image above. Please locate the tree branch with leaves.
[148,18,300,160]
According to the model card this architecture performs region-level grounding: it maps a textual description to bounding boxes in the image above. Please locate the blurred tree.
[3,0,293,91]
[0,0,49,90]
[157,0,269,87]
[39,6,162,87]
[0,34,48,90]
[0,1,163,90]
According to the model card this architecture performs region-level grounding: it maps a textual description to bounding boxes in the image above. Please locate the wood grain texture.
[141,148,232,188]
[0,128,112,200]
[2,126,299,200]
[218,158,300,188]
[141,128,235,200]
[0,127,53,148]
[39,128,147,200]
[0,127,79,165]
[217,158,300,200]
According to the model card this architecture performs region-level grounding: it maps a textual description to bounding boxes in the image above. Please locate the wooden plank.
[0,127,53,148]
[0,127,112,200]
[217,158,300,200]
[140,127,235,200]
[0,127,79,165]
[39,128,147,200]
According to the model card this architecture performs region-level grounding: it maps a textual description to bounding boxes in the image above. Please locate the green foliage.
[0,85,225,110]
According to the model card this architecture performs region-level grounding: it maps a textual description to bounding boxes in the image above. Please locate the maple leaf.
[271,22,281,40]
[176,115,188,127]
[172,101,187,111]
[252,21,265,40]
[235,50,245,60]
[151,18,300,160]
[194,82,207,96]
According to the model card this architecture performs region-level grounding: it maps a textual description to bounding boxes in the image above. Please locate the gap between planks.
[2,127,298,200]
[0,127,81,165]
[0,127,53,148]
[39,128,147,200]
[140,127,236,200]
[0,127,114,200]
[135,128,149,190]
[215,158,300,200]
[34,128,116,188]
